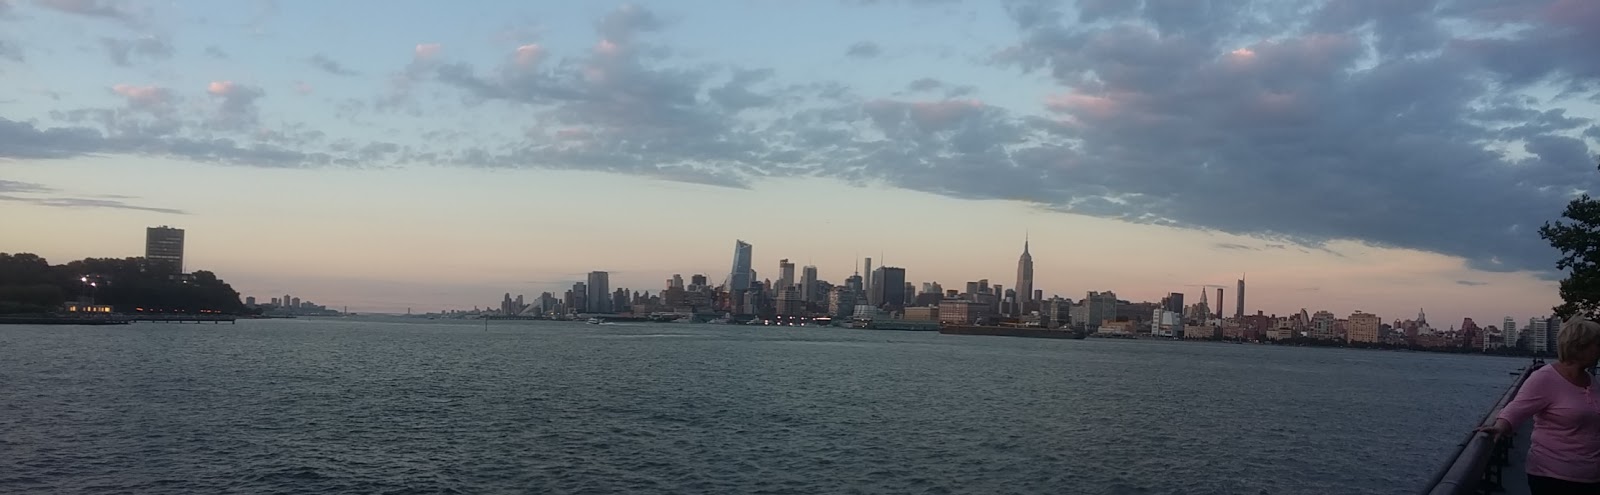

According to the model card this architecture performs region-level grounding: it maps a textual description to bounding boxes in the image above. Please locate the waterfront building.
[145,226,185,275]
[904,306,939,322]
[1348,311,1381,343]
[1310,310,1337,340]
[1099,320,1135,335]
[938,299,984,325]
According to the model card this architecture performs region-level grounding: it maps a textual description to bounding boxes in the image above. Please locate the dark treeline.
[0,253,247,315]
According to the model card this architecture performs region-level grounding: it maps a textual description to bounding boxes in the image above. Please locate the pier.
[1421,360,1542,495]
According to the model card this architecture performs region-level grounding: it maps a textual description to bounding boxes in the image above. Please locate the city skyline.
[2,1,1593,325]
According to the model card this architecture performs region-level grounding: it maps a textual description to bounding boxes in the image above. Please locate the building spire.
[1024,230,1030,254]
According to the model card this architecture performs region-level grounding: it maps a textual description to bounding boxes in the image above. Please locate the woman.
[1482,317,1600,493]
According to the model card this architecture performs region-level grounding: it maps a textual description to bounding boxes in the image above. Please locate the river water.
[0,318,1523,494]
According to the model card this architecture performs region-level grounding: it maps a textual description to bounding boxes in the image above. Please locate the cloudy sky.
[3,0,1598,324]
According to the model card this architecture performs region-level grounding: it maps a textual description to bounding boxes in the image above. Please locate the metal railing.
[1420,359,1544,495]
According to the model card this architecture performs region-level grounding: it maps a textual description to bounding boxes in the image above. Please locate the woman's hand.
[1475,418,1513,440]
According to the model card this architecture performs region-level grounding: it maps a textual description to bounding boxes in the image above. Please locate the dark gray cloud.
[938,0,1600,275]
[308,53,357,76]
[846,41,882,58]
[906,77,943,92]
[0,179,49,193]
[204,45,228,59]
[100,36,172,66]
[0,194,186,214]
[0,179,184,214]
[1213,243,1256,251]
[205,81,265,129]
[1457,280,1489,287]
[0,117,334,168]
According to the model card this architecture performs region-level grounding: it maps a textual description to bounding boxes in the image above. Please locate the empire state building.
[1015,236,1034,313]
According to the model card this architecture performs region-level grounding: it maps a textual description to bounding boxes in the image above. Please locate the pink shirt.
[1498,365,1600,483]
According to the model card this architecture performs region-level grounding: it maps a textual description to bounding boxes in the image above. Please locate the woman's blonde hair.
[1558,318,1600,363]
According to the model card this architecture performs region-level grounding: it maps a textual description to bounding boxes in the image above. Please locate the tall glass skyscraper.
[728,240,753,291]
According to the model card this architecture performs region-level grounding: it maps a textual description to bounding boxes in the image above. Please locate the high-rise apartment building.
[1503,317,1518,347]
[1347,311,1381,343]
[1529,317,1551,353]
[145,226,185,274]
[728,241,753,291]
[587,271,610,313]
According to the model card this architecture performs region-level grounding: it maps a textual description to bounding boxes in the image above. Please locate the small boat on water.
[586,317,603,324]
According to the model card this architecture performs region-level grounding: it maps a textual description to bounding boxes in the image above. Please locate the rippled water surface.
[0,318,1525,494]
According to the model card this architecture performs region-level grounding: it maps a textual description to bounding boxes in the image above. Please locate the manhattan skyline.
[3,1,1596,324]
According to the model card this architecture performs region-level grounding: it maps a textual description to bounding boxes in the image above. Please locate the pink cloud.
[594,39,621,57]
[908,99,983,129]
[1046,93,1121,119]
[294,81,314,95]
[414,43,441,61]
[110,83,171,109]
[207,80,240,96]
[514,43,545,67]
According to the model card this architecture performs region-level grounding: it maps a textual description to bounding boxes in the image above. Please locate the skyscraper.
[863,257,874,298]
[1235,276,1245,319]
[587,271,610,313]
[868,266,884,306]
[728,240,753,291]
[1216,287,1224,319]
[145,226,185,274]
[1164,292,1184,315]
[778,259,795,290]
[878,267,907,309]
[1015,235,1034,312]
[801,265,818,303]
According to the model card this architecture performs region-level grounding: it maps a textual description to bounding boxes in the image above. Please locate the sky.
[2,0,1598,325]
